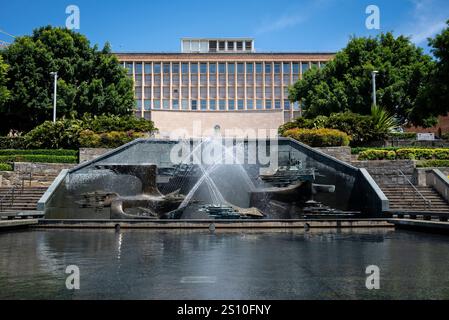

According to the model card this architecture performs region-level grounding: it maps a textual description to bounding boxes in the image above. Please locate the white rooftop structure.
[181,38,255,53]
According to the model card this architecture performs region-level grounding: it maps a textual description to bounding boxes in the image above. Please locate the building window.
[153,100,161,109]
[275,99,281,109]
[144,63,152,74]
[126,62,133,74]
[172,63,180,74]
[191,63,198,74]
[274,63,281,74]
[265,62,272,74]
[200,63,207,74]
[209,63,217,74]
[218,63,226,74]
[236,41,243,50]
[219,100,226,110]
[163,100,170,109]
[154,63,161,74]
[201,100,207,110]
[238,100,244,110]
[163,63,170,74]
[237,63,244,74]
[247,100,254,110]
[173,100,179,110]
[135,87,142,99]
[136,100,142,110]
[209,41,217,52]
[266,100,272,109]
[256,100,263,110]
[191,100,198,110]
[219,41,226,51]
[144,100,151,110]
[228,63,235,74]
[292,63,299,74]
[228,100,235,110]
[210,100,216,110]
[245,41,252,51]
[283,62,291,74]
[228,41,234,51]
[246,63,254,74]
[284,100,290,110]
[182,99,189,110]
[182,63,189,74]
[302,62,309,73]
[256,63,263,74]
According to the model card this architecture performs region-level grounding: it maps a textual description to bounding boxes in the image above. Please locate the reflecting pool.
[0,229,448,299]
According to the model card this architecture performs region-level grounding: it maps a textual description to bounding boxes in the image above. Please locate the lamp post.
[371,70,378,106]
[50,71,58,122]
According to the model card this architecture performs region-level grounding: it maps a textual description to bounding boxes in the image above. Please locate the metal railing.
[0,169,33,212]
[398,169,431,208]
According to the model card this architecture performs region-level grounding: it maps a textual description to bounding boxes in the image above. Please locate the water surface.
[0,228,448,299]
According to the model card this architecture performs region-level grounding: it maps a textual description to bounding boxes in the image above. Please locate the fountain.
[41,137,383,220]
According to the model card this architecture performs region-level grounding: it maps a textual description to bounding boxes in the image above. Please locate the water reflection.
[0,229,448,299]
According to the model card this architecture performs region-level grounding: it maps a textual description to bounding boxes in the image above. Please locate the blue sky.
[1,0,448,53]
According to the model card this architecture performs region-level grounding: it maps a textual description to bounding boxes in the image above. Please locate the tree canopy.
[0,26,134,134]
[289,32,435,126]
[0,55,9,107]
[414,21,449,126]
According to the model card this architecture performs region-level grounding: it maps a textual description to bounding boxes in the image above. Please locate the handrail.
[398,169,431,208]
[0,168,33,212]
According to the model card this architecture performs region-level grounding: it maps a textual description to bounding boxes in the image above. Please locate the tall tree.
[414,21,449,126]
[0,55,9,108]
[289,33,434,126]
[0,26,134,133]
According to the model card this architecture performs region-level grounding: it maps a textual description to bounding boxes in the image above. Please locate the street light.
[371,70,379,106]
[50,71,58,123]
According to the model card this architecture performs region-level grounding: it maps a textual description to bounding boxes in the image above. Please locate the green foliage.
[78,130,148,148]
[0,26,135,134]
[370,105,398,133]
[0,149,77,156]
[23,114,157,149]
[279,112,386,146]
[357,148,449,161]
[0,163,13,171]
[0,155,77,163]
[414,21,449,126]
[283,128,350,147]
[0,136,27,149]
[289,33,434,126]
[0,56,9,107]
[417,160,449,168]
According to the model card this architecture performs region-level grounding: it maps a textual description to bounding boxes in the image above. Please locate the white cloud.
[404,0,448,44]
[256,14,306,34]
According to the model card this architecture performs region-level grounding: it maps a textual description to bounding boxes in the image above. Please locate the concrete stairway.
[381,185,449,212]
[0,186,47,212]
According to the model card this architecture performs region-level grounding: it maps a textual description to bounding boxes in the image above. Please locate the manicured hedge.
[78,130,148,148]
[283,128,351,147]
[0,163,13,171]
[0,149,78,156]
[417,160,449,168]
[0,155,77,164]
[358,148,449,161]
[388,132,417,140]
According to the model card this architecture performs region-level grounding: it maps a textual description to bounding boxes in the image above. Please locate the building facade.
[116,38,334,137]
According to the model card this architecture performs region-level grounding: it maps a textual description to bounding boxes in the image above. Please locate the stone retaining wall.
[351,160,416,186]
[79,148,112,163]
[315,147,351,162]
[0,162,75,187]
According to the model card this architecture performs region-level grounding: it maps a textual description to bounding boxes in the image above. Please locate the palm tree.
[371,105,399,134]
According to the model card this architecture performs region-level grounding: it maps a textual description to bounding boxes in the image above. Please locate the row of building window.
[135,99,298,111]
[125,61,325,75]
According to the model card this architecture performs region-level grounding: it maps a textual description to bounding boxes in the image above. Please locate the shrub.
[358,150,396,160]
[80,114,157,133]
[0,155,77,163]
[417,160,449,168]
[283,128,351,147]
[0,136,27,149]
[434,149,449,160]
[0,149,77,156]
[0,163,12,171]
[25,119,84,149]
[79,130,148,148]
